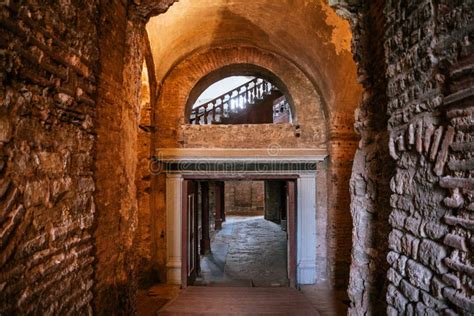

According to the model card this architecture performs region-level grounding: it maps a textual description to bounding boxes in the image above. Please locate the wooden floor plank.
[158,287,319,315]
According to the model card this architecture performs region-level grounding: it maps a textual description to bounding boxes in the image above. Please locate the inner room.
[190,180,291,287]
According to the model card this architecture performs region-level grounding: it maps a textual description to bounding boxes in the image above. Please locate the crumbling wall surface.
[94,3,147,313]
[329,0,393,311]
[0,0,177,314]
[0,2,98,314]
[332,0,474,315]
[136,50,159,287]
[383,1,473,314]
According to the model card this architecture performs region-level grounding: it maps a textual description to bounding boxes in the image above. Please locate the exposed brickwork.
[332,0,473,314]
[0,2,98,314]
[225,181,264,215]
[0,0,176,314]
[3,0,471,314]
[154,46,327,150]
[94,4,147,313]
[149,45,335,283]
[383,1,473,314]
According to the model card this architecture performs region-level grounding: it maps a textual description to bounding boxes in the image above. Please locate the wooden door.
[286,180,297,288]
[182,180,198,288]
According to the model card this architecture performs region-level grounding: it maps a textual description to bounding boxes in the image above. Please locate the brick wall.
[225,181,264,215]
[154,46,327,150]
[0,2,98,314]
[0,1,176,314]
[384,1,473,314]
[331,0,473,314]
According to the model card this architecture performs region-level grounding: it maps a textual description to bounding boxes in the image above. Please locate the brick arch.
[184,63,298,121]
[154,45,328,149]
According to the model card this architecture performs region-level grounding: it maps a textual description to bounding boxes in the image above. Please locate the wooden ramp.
[158,286,319,315]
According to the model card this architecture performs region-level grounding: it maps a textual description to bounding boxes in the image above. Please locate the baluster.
[251,84,256,103]
[232,92,237,112]
[203,104,209,124]
[212,102,217,122]
[192,108,198,125]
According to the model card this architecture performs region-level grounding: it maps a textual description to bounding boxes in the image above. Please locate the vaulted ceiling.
[147,0,361,115]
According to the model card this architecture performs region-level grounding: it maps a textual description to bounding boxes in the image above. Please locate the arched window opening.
[189,76,292,125]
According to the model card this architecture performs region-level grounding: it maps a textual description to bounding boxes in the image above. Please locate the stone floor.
[136,215,349,315]
[195,215,288,287]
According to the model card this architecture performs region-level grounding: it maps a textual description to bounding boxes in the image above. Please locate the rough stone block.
[423,124,434,154]
[389,209,407,230]
[443,287,474,313]
[430,276,447,300]
[37,152,66,174]
[406,259,433,291]
[443,188,464,209]
[401,233,420,260]
[396,255,409,277]
[387,251,400,266]
[434,126,454,176]
[388,229,404,253]
[424,222,449,240]
[387,284,408,313]
[443,215,474,230]
[387,268,403,286]
[429,126,443,161]
[415,120,423,153]
[400,279,420,302]
[441,273,461,290]
[420,290,447,310]
[418,239,448,274]
[405,216,423,237]
[0,117,12,143]
[443,258,474,278]
[387,305,398,316]
[24,180,51,208]
[443,233,468,252]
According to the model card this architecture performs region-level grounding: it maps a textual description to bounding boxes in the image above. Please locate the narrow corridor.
[195,215,288,287]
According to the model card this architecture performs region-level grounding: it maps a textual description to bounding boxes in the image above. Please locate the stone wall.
[384,1,473,314]
[331,0,473,314]
[0,2,98,314]
[225,181,264,215]
[330,0,393,312]
[0,1,176,314]
[136,58,158,287]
